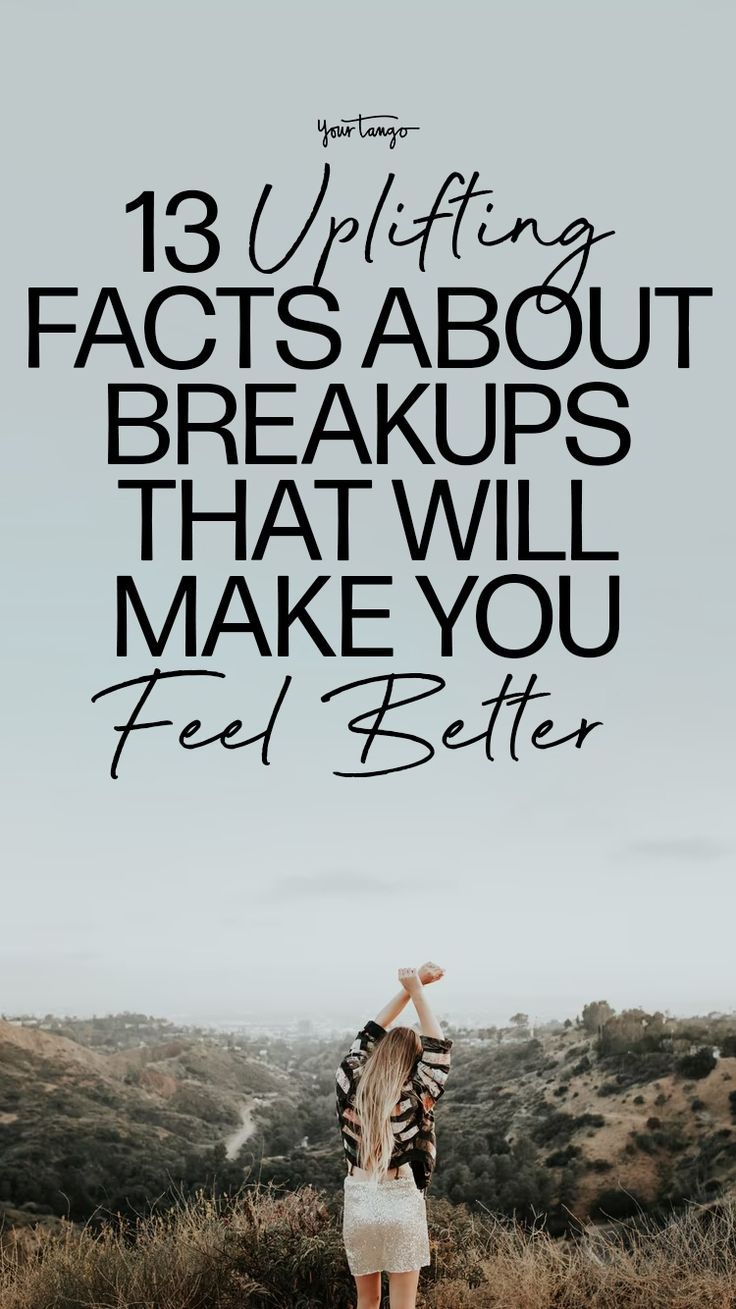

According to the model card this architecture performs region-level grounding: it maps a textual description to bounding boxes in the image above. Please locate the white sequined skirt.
[342,1173,430,1276]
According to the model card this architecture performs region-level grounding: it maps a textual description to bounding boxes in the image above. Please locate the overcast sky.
[1,1,734,1027]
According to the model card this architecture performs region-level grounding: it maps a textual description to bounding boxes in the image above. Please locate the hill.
[248,1013,736,1229]
[436,1023,736,1223]
[0,1017,286,1225]
[3,1007,736,1234]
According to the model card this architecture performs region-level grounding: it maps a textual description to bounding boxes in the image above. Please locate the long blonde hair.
[354,1026,421,1179]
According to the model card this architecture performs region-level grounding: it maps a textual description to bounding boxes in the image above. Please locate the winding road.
[224,1096,264,1161]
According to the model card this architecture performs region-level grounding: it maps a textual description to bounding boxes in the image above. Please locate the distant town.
[3,1008,576,1051]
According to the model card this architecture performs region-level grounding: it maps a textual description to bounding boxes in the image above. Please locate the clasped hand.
[399,961,445,993]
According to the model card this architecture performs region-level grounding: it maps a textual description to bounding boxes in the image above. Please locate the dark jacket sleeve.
[412,1034,452,1105]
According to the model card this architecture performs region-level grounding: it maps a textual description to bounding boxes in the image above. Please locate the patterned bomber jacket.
[335,1019,453,1191]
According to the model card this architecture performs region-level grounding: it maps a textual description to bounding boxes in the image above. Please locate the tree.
[598,1009,669,1056]
[509,1013,529,1029]
[581,1001,615,1034]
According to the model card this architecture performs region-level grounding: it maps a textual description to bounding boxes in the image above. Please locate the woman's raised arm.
[398,966,445,1039]
[374,987,411,1029]
[374,962,445,1029]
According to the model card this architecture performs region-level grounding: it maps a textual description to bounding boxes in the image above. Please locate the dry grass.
[1,1187,735,1309]
[424,1202,736,1308]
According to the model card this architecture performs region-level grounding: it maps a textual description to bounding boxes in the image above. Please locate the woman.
[335,962,452,1309]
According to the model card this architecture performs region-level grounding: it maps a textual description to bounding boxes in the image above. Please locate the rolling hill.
[2,1007,736,1233]
[0,1016,286,1225]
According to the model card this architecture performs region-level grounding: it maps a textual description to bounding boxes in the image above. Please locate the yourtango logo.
[317,114,420,149]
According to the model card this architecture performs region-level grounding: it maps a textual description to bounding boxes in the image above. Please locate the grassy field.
[2,1186,735,1309]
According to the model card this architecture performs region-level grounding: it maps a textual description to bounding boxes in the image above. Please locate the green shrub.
[589,1187,645,1219]
[544,1145,579,1169]
[677,1049,717,1081]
